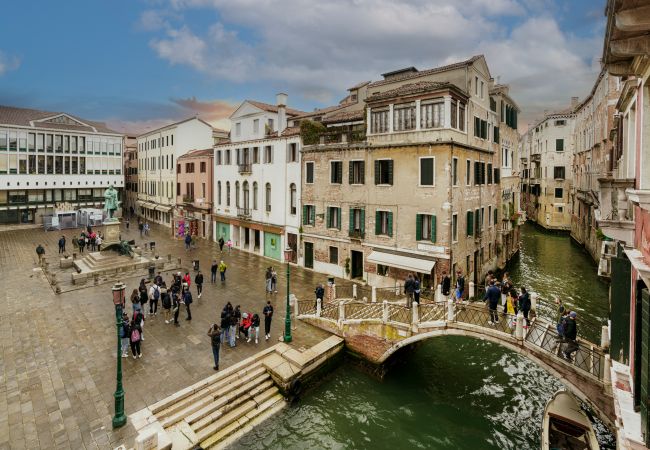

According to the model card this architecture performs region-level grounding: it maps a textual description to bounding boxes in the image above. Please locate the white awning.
[155,205,173,213]
[367,251,435,274]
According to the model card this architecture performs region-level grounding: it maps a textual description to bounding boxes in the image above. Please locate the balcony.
[596,177,635,243]
[237,207,251,218]
[597,240,617,278]
[182,195,194,204]
[348,229,365,240]
[238,163,252,174]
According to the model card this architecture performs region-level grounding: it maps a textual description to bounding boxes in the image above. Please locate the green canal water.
[232,224,612,450]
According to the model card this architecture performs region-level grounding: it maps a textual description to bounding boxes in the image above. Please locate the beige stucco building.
[174,149,213,239]
[123,135,137,217]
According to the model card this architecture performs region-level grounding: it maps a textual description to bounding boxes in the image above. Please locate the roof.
[137,116,214,138]
[368,55,483,88]
[246,100,306,117]
[280,126,301,137]
[489,84,521,112]
[292,104,346,121]
[177,148,213,159]
[348,80,371,91]
[381,67,418,78]
[367,81,462,102]
[0,104,120,134]
[322,109,365,124]
[573,69,606,112]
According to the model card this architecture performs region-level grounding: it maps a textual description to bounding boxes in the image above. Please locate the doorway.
[244,227,250,248]
[254,230,261,251]
[304,242,314,269]
[351,250,363,279]
[287,233,298,263]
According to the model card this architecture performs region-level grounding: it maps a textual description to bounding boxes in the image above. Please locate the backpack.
[557,317,567,337]
[184,291,193,305]
[153,286,160,300]
[130,328,141,342]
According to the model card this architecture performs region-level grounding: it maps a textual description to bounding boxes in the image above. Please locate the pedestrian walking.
[184,233,192,251]
[130,315,143,359]
[518,287,531,327]
[207,324,221,370]
[161,286,172,323]
[218,260,227,282]
[139,222,144,237]
[483,280,501,325]
[36,244,45,264]
[315,283,324,310]
[441,271,451,297]
[218,236,225,252]
[249,313,260,344]
[172,291,181,326]
[226,239,233,254]
[149,282,160,316]
[183,287,193,320]
[562,311,579,361]
[265,267,273,294]
[404,274,414,308]
[78,235,86,254]
[413,276,421,304]
[58,236,66,254]
[126,218,130,231]
[183,272,191,289]
[263,301,273,340]
[139,283,149,319]
[271,267,278,293]
[195,271,204,299]
[220,303,232,344]
[211,259,218,283]
[131,289,142,315]
[144,223,150,236]
[455,271,465,301]
[96,235,102,251]
[120,312,131,357]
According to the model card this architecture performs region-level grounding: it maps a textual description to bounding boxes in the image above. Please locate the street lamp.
[283,247,293,343]
[111,282,127,429]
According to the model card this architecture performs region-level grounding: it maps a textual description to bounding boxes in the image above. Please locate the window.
[327,246,339,264]
[416,214,436,242]
[556,206,564,213]
[459,102,466,131]
[452,213,458,242]
[303,204,315,226]
[330,161,343,184]
[554,166,565,179]
[305,162,314,184]
[375,210,393,236]
[370,108,389,133]
[466,210,474,236]
[555,120,566,126]
[474,162,486,185]
[253,119,260,134]
[253,147,259,163]
[377,265,389,276]
[288,143,298,162]
[494,168,500,184]
[226,182,231,206]
[487,163,493,184]
[475,76,479,95]
[421,101,444,128]
[264,146,273,163]
[554,188,564,199]
[217,182,221,205]
[480,81,484,99]
[466,160,471,185]
[473,117,487,139]
[419,157,435,186]
[488,205,492,227]
[327,206,341,229]
[225,150,231,164]
[494,126,499,143]
[393,102,416,131]
[200,161,206,173]
[349,208,365,236]
[451,99,457,129]
[235,122,241,136]
[556,139,564,152]
[349,160,365,184]
[290,183,297,215]
[265,183,271,212]
[235,181,240,207]
[176,164,181,174]
[374,159,393,185]
[253,182,258,210]
[451,158,459,186]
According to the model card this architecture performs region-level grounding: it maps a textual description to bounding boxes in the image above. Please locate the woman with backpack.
[139,283,149,319]
[130,314,143,359]
[248,313,260,344]
[120,312,131,358]
[161,286,172,324]
[130,289,141,315]
[149,282,160,316]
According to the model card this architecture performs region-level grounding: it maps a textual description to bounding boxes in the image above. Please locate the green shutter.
[415,214,422,241]
[388,160,393,185]
[359,162,365,184]
[327,208,331,228]
[467,211,473,236]
[374,160,380,184]
[349,161,354,184]
[475,209,480,234]
[387,212,393,237]
[302,205,308,225]
[375,210,380,235]
[431,215,436,243]
[349,208,354,233]
[310,206,316,225]
[337,163,342,184]
[337,208,342,230]
[493,207,497,225]
[360,209,365,233]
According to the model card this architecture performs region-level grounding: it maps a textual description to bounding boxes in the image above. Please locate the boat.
[541,390,599,450]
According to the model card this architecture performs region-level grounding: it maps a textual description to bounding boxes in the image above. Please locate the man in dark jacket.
[36,244,45,264]
[404,274,414,307]
[518,287,531,326]
[563,311,578,360]
[195,271,204,298]
[218,236,225,252]
[455,271,465,301]
[58,236,66,254]
[263,301,274,341]
[441,271,451,296]
[315,284,324,310]
[207,324,221,370]
[483,280,501,325]
[183,289,193,320]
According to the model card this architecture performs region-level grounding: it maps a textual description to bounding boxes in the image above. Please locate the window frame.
[330,160,343,184]
[375,158,393,186]
[418,156,435,187]
[305,161,315,184]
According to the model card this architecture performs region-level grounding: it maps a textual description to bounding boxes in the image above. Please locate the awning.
[367,251,435,274]
[155,205,173,213]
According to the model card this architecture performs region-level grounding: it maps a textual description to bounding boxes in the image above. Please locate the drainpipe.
[448,140,454,284]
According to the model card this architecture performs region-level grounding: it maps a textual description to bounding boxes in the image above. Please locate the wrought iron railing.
[237,207,251,218]
[419,302,446,322]
[238,163,252,174]
[348,230,365,240]
[345,302,382,320]
[321,302,339,320]
[297,299,316,316]
[388,304,410,325]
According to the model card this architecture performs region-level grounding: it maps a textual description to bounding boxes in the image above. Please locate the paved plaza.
[0,222,333,449]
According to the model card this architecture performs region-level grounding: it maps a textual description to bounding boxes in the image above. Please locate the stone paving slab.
[0,222,334,449]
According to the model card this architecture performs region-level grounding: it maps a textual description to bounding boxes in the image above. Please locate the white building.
[0,105,124,225]
[136,117,214,228]
[213,94,304,262]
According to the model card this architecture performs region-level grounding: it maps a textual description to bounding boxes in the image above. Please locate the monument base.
[103,219,121,246]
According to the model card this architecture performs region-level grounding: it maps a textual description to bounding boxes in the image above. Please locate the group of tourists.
[265,266,278,294]
[404,273,422,307]
[217,236,233,254]
[481,271,530,327]
[75,230,103,253]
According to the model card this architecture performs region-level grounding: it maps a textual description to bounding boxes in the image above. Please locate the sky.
[0,0,606,135]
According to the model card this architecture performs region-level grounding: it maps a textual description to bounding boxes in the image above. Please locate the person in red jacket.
[240,313,252,340]
[183,272,191,288]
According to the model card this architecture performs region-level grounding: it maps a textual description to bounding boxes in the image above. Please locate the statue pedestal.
[103,219,121,246]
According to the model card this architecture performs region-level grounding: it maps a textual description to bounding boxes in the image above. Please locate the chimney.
[571,96,579,108]
[276,93,288,136]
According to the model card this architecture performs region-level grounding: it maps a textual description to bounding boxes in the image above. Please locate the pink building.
[173,149,213,239]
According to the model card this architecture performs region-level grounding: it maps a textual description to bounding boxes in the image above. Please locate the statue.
[104,185,120,219]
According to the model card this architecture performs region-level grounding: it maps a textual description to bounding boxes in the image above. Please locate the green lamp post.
[112,282,127,428]
[283,247,293,343]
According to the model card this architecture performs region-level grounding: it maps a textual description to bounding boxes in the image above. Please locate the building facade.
[174,149,213,239]
[213,95,303,262]
[123,135,138,217]
[300,56,509,293]
[521,106,576,231]
[0,105,124,225]
[136,117,214,227]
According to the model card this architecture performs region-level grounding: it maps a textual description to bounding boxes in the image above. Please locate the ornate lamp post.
[283,247,293,343]
[111,282,127,428]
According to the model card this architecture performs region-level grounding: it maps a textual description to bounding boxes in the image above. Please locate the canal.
[231,224,612,449]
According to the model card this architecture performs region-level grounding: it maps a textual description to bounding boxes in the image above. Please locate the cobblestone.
[0,222,334,448]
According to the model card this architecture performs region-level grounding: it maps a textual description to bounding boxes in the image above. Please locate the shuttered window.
[467,211,474,236]
[419,157,434,186]
[375,210,392,236]
[349,160,365,184]
[330,161,342,184]
[416,214,437,242]
[374,160,393,185]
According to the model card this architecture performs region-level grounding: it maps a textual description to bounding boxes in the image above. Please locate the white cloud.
[0,50,20,76]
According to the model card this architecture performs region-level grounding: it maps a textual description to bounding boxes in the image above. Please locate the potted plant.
[344,257,351,276]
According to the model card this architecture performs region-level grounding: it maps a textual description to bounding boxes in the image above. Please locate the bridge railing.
[345,302,383,320]
[297,299,316,316]
[419,302,447,322]
[375,286,404,302]
[388,304,410,325]
[454,303,518,335]
[357,284,373,301]
[321,301,339,321]
[335,284,354,300]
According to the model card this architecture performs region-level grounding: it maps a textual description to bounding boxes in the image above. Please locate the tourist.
[219,260,227,282]
[184,233,192,251]
[228,313,238,347]
[263,300,274,340]
[501,272,512,314]
[455,271,465,301]
[149,282,160,316]
[233,305,242,339]
[131,289,142,315]
[183,286,193,321]
[130,314,143,359]
[404,274,414,307]
[271,267,278,293]
[265,267,273,295]
[315,283,324,310]
[133,307,145,343]
[240,312,252,340]
[207,323,221,371]
[218,236,225,252]
[441,271,451,297]
[36,244,45,264]
[518,287,531,327]
[139,222,144,237]
[211,259,218,284]
[484,270,494,290]
[58,236,66,254]
[78,235,86,254]
[195,271,204,299]
[172,290,181,327]
[154,272,163,286]
[220,303,232,345]
[505,290,517,329]
[183,272,191,289]
[89,233,96,252]
[562,311,579,361]
[484,280,501,325]
[144,223,150,236]
[120,312,130,358]
[96,234,102,251]
[139,282,149,319]
[226,238,233,254]
[249,313,260,344]
[161,286,172,324]
[413,276,421,304]
[125,218,130,231]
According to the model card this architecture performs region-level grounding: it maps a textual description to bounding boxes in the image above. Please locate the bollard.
[531,293,538,312]
[412,303,419,325]
[382,300,389,323]
[435,284,442,302]
[338,302,345,323]
[394,283,400,296]
[317,298,322,317]
[331,283,336,300]
[447,298,454,321]
[371,286,377,303]
[603,354,612,386]
[50,273,57,286]
[352,283,358,299]
[601,325,610,349]
[469,281,475,299]
[515,312,524,340]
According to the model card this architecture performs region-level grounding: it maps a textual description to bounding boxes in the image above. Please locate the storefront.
[214,221,230,242]
[264,231,282,261]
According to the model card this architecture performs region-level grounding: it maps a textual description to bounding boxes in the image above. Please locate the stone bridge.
[295,298,615,428]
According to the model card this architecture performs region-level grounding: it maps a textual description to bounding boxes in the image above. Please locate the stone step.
[200,393,286,449]
[196,387,284,446]
[159,369,270,429]
[190,376,276,432]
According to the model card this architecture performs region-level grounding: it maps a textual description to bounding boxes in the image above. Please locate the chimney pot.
[276,93,288,136]
[276,93,288,107]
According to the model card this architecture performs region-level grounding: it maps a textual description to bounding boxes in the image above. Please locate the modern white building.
[0,105,124,225]
[136,117,214,227]
[213,94,304,262]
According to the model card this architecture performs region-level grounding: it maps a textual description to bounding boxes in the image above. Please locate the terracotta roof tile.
[0,104,120,134]
[322,109,365,124]
[368,55,482,88]
[178,148,214,159]
[367,81,457,102]
[280,126,301,137]
[246,100,306,117]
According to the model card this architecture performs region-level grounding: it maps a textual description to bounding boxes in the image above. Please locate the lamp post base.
[112,389,127,428]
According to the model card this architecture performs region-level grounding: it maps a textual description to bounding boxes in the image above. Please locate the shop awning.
[367,251,436,274]
[155,205,173,213]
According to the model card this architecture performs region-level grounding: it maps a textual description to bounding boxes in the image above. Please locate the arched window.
[253,182,258,210]
[217,181,221,205]
[235,181,240,207]
[289,183,296,215]
[243,181,249,210]
[226,181,231,206]
[265,183,271,212]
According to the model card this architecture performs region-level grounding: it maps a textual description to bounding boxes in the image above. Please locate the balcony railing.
[238,163,252,174]
[182,195,194,204]
[348,229,365,240]
[237,207,251,218]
